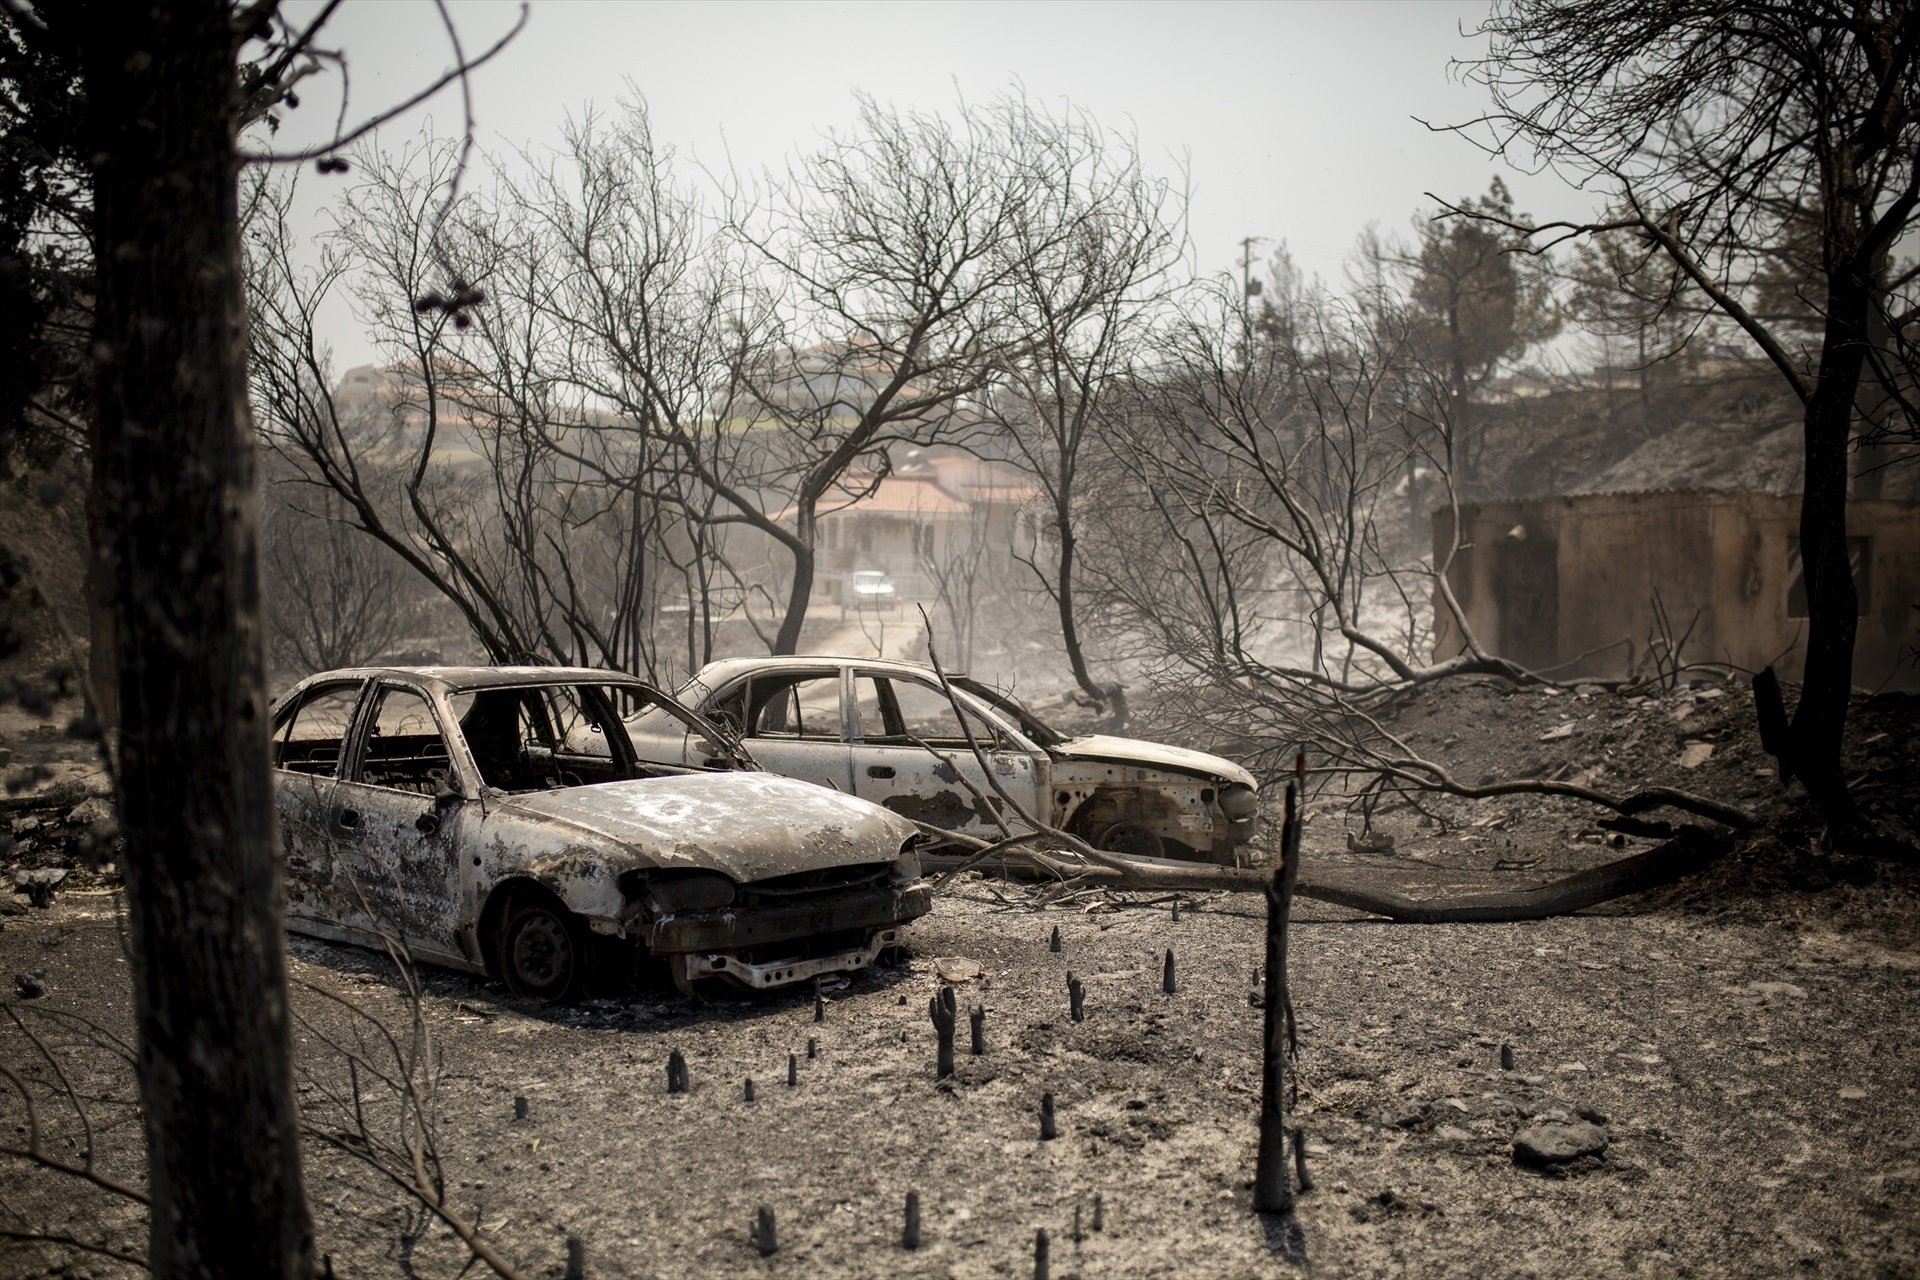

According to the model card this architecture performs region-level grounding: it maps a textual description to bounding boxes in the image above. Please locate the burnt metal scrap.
[268,665,933,1001]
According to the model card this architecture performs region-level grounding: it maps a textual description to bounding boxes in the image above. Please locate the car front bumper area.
[646,883,932,991]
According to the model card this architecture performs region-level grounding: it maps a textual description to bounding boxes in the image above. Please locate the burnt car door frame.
[270,676,375,939]
[845,667,1046,838]
[332,678,471,963]
[708,667,856,794]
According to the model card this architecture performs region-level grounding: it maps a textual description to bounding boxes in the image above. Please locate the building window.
[1786,536,1870,619]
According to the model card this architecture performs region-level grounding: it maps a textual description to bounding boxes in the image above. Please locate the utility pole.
[1238,235,1268,300]
[1236,235,1268,371]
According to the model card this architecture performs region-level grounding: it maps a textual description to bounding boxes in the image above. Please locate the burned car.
[269,666,930,998]
[627,657,1260,865]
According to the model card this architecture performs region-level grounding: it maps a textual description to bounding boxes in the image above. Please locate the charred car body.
[269,667,930,998]
[628,657,1261,864]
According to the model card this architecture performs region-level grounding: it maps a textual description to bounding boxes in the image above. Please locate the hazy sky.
[268,0,1588,372]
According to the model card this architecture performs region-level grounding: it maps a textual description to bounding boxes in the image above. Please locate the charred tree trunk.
[773,506,816,656]
[83,4,316,1275]
[1790,261,1868,823]
[1252,783,1301,1213]
[1054,519,1107,712]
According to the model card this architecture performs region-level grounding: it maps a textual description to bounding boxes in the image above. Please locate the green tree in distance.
[1403,177,1557,483]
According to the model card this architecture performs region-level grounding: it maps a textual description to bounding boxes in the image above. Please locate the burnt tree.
[1449,0,1920,824]
[80,0,314,1274]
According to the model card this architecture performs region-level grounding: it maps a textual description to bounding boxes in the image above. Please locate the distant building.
[792,453,1037,605]
[1434,421,1920,690]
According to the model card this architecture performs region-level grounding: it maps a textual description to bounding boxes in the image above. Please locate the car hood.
[497,772,918,884]
[1053,735,1257,788]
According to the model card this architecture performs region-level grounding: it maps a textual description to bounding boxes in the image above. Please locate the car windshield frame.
[619,678,762,772]
[951,677,1066,749]
[433,674,758,785]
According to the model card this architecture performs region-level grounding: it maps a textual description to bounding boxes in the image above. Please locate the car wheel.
[500,897,587,1001]
[1095,820,1165,858]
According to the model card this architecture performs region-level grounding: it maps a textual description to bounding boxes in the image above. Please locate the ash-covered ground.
[2,677,1917,1279]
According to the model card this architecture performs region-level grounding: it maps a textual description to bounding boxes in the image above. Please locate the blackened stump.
[903,1191,921,1250]
[931,986,957,1079]
[753,1207,777,1257]
[1253,777,1302,1214]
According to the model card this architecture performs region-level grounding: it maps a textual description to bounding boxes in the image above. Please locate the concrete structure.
[1434,422,1920,690]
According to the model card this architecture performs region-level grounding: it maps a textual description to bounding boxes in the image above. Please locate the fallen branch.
[930,820,1734,922]
[912,611,1741,921]
[1289,827,1733,922]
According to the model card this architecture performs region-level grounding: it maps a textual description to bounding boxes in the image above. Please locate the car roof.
[687,656,969,688]
[283,665,664,698]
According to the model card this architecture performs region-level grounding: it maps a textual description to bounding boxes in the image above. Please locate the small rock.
[40,780,87,808]
[1837,1087,1868,1101]
[1434,1124,1476,1142]
[67,797,112,827]
[1744,981,1807,1000]
[1678,742,1714,769]
[14,972,47,999]
[14,868,67,908]
[1512,1121,1607,1167]
[1537,722,1576,742]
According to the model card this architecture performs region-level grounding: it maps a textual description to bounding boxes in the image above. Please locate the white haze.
[262,0,1594,374]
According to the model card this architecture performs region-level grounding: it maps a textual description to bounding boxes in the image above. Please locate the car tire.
[500,895,588,1001]
[1095,820,1165,859]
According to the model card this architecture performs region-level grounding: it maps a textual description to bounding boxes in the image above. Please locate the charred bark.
[1292,827,1731,923]
[1790,264,1868,824]
[1054,522,1106,711]
[82,1,316,1275]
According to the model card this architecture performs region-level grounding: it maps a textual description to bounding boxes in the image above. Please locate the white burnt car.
[627,657,1261,864]
[269,667,930,999]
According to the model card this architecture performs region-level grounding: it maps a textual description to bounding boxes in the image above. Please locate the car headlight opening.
[1219,784,1259,820]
